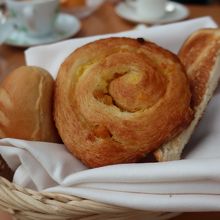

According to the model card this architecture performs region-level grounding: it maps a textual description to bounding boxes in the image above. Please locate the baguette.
[154,28,220,161]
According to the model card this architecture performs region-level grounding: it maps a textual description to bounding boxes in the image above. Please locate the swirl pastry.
[154,28,220,161]
[54,37,193,167]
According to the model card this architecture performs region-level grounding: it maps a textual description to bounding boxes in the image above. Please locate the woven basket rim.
[0,176,182,220]
[0,176,132,211]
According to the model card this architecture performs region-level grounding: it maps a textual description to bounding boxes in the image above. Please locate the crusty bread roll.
[0,66,60,143]
[54,37,193,167]
[154,28,220,161]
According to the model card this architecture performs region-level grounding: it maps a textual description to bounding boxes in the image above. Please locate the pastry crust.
[0,66,60,143]
[54,37,193,167]
[154,28,220,161]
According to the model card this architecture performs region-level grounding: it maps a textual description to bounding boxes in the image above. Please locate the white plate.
[115,1,189,25]
[5,13,81,48]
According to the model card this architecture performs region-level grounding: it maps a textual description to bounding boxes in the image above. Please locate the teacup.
[126,0,167,21]
[5,0,60,37]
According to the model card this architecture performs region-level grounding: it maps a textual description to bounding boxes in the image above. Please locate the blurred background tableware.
[0,0,81,47]
[5,0,60,38]
[61,0,105,18]
[125,0,168,21]
[0,9,13,45]
[174,0,213,3]
[4,13,81,47]
[115,0,189,25]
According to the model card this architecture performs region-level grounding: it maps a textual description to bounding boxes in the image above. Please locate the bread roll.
[154,28,220,161]
[54,37,193,167]
[0,66,60,143]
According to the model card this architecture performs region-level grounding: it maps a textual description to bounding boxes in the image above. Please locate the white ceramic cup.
[126,0,167,21]
[6,0,60,37]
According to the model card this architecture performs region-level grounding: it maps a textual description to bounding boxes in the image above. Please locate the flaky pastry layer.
[54,37,193,167]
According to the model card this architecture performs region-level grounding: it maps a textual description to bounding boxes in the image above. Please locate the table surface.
[0,1,220,219]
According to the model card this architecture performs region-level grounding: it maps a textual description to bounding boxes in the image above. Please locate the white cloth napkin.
[25,16,217,78]
[1,17,220,212]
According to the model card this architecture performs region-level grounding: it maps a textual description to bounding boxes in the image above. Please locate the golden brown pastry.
[0,66,60,143]
[154,28,220,161]
[54,37,193,168]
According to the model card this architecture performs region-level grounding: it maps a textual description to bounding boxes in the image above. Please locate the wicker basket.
[0,157,180,220]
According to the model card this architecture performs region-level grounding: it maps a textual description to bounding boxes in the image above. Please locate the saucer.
[115,1,189,25]
[5,13,81,48]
